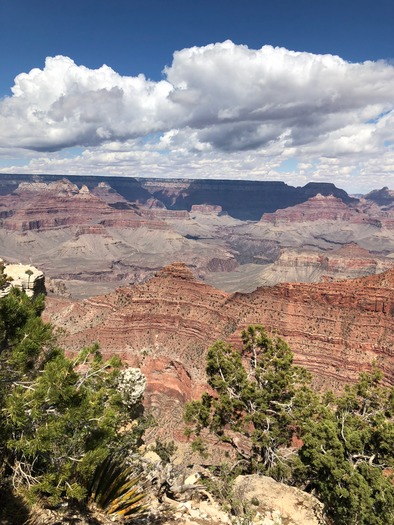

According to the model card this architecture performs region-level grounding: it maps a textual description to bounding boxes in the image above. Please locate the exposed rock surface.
[1,176,394,298]
[0,174,355,219]
[140,179,355,220]
[234,475,324,525]
[0,260,45,298]
[0,180,153,232]
[44,262,394,427]
[0,180,237,298]
[190,204,223,215]
[261,193,377,224]
[364,186,394,207]
[206,243,394,292]
[18,471,326,525]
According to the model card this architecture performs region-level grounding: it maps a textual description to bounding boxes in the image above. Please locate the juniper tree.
[185,325,394,524]
[184,325,315,478]
[299,367,394,525]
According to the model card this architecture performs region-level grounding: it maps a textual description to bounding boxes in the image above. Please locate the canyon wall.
[44,263,394,407]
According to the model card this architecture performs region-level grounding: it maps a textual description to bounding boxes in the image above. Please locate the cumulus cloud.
[0,41,394,192]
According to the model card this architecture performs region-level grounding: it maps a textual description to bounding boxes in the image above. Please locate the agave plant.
[88,456,147,518]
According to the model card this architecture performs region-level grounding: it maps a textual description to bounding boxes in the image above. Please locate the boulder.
[234,475,326,525]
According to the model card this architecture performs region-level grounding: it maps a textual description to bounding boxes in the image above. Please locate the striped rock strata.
[44,262,394,413]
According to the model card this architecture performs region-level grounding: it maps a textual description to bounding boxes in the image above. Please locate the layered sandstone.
[0,180,161,232]
[1,176,394,301]
[267,244,394,282]
[44,263,394,404]
[44,263,236,386]
[261,194,377,225]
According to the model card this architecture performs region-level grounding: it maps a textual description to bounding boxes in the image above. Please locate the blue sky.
[0,0,393,192]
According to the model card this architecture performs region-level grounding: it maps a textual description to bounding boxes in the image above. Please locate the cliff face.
[261,194,376,224]
[0,174,356,220]
[264,244,394,283]
[363,186,394,207]
[0,180,166,232]
[141,179,355,220]
[1,176,394,300]
[0,180,238,297]
[44,263,394,408]
[44,263,235,382]
[227,271,394,390]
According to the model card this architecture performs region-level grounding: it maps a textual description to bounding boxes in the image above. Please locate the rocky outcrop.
[44,263,235,387]
[91,181,129,205]
[234,475,324,525]
[263,244,394,284]
[22,469,326,525]
[1,176,394,300]
[0,179,169,232]
[227,269,394,390]
[0,174,357,220]
[143,179,355,220]
[364,186,394,207]
[0,260,45,298]
[191,204,223,215]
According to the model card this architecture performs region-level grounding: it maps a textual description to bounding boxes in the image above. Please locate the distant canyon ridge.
[0,174,393,298]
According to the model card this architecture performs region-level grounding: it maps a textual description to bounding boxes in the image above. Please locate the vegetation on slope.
[1,257,393,525]
[185,325,394,525]
[0,284,147,520]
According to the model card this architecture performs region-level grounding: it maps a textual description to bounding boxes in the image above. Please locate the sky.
[0,0,393,193]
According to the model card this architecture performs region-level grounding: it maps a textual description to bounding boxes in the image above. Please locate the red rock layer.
[227,274,394,390]
[44,263,236,387]
[45,263,394,398]
[274,244,394,281]
[261,194,379,225]
[0,180,168,232]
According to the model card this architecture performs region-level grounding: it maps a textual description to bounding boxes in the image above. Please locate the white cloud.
[0,41,394,192]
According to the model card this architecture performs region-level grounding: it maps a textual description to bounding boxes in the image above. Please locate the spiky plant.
[88,456,147,518]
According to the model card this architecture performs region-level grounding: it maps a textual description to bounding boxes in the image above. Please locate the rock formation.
[0,173,356,220]
[44,262,394,424]
[234,475,324,525]
[260,193,376,224]
[0,259,45,298]
[363,186,394,207]
[1,175,394,299]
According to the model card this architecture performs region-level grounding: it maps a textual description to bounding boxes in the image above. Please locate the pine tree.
[0,288,146,506]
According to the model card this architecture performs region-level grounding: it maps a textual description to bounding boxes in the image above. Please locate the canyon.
[43,261,394,437]
[1,173,393,444]
[0,175,394,298]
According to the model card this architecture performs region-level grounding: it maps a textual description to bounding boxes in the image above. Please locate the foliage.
[299,367,394,525]
[151,439,178,464]
[0,287,48,370]
[0,289,52,481]
[0,288,147,508]
[185,325,394,525]
[88,455,146,517]
[0,261,8,290]
[184,325,314,478]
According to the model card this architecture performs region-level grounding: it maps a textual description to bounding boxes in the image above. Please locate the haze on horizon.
[0,0,393,194]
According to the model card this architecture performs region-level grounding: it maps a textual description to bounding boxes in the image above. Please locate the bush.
[0,289,147,507]
[185,325,314,479]
[185,325,394,525]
